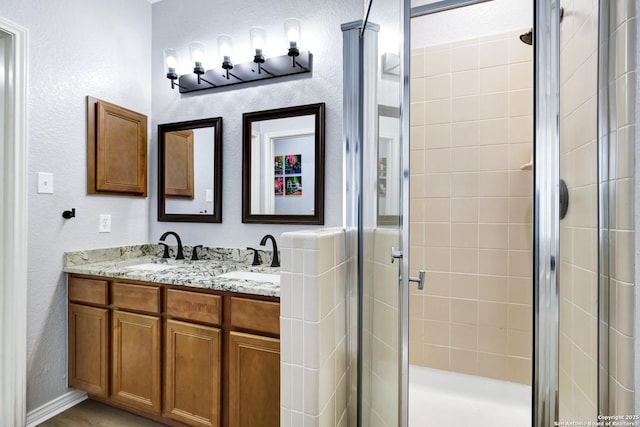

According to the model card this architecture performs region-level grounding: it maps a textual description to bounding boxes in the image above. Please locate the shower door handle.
[391,247,403,263]
[409,271,426,290]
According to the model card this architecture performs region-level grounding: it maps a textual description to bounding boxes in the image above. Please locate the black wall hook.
[62,208,76,219]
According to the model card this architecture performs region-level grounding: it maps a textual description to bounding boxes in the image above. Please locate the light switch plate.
[37,172,54,194]
[205,189,213,202]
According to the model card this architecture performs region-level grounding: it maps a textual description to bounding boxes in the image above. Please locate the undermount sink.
[125,263,179,272]
[217,271,280,284]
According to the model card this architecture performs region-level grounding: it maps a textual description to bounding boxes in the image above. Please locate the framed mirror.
[377,105,400,226]
[242,103,325,224]
[158,117,223,222]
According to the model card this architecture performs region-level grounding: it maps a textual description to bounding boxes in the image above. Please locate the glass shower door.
[359,0,409,426]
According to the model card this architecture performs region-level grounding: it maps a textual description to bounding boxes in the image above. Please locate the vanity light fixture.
[284,18,300,67]
[164,19,312,94]
[217,34,234,79]
[163,48,184,90]
[250,26,267,74]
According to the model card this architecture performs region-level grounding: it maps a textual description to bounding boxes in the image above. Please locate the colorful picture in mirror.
[274,156,284,176]
[285,154,302,175]
[274,177,284,196]
[285,176,302,195]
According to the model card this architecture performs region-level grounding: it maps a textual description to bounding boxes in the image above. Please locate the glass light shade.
[250,27,266,53]
[284,18,300,48]
[189,41,205,65]
[217,34,233,62]
[163,48,178,72]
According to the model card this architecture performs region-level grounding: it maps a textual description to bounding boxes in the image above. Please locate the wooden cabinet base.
[111,310,161,414]
[165,320,221,427]
[228,332,280,427]
[68,275,280,427]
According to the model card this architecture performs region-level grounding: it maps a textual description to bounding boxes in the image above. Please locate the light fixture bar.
[175,51,312,93]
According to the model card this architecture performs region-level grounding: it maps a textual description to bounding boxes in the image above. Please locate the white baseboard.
[25,389,87,427]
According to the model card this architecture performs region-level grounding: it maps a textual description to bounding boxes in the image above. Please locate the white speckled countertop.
[63,244,280,297]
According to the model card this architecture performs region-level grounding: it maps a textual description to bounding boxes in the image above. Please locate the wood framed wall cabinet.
[87,96,148,196]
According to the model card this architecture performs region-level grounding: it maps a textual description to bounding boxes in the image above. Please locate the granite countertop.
[63,244,280,298]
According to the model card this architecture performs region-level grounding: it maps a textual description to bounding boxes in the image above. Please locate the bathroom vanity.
[64,245,280,427]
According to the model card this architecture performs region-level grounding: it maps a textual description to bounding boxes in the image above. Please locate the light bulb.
[250,27,266,52]
[284,18,300,48]
[217,34,233,62]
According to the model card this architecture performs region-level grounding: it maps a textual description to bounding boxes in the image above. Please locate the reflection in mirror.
[158,117,222,222]
[242,103,325,224]
[378,105,400,226]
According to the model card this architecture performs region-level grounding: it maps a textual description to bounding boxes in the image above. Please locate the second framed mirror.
[242,103,325,224]
[158,117,223,222]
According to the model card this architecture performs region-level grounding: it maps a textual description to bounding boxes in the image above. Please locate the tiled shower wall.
[558,0,600,420]
[409,30,533,384]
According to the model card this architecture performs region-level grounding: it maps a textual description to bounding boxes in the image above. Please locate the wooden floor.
[39,399,168,427]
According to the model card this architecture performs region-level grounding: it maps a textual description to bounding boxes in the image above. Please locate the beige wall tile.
[450,348,478,375]
[479,39,508,68]
[479,65,508,94]
[452,70,478,97]
[451,299,478,325]
[451,248,479,274]
[478,197,509,223]
[452,44,478,72]
[478,326,507,354]
[425,49,451,77]
[451,323,478,350]
[426,74,452,101]
[479,249,508,275]
[425,124,451,149]
[451,121,479,147]
[478,118,509,145]
[479,224,508,249]
[479,301,508,328]
[450,273,478,299]
[478,353,508,380]
[451,223,478,248]
[478,275,508,302]
[424,197,450,222]
[451,147,478,172]
[478,144,508,172]
[451,198,478,222]
[425,99,452,125]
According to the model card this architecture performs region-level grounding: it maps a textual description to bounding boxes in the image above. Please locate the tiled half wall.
[280,228,349,427]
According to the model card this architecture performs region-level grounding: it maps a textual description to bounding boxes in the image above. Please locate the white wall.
[150,0,360,248]
[411,0,532,47]
[0,0,152,411]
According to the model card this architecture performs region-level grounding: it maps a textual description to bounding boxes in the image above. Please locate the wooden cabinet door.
[165,320,221,427]
[165,130,194,198]
[228,332,280,427]
[111,310,161,414]
[87,97,147,196]
[68,303,109,397]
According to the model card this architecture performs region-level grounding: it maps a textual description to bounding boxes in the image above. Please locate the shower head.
[518,7,565,46]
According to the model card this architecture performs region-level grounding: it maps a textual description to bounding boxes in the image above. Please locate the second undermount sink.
[125,263,179,272]
[217,271,280,284]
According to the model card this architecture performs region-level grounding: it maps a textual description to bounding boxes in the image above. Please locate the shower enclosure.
[343,0,635,426]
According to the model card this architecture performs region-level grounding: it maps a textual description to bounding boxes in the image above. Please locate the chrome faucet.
[259,234,280,268]
[159,231,184,260]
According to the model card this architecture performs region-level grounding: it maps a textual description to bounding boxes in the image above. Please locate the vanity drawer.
[166,289,222,326]
[69,276,109,306]
[230,297,280,336]
[111,282,161,314]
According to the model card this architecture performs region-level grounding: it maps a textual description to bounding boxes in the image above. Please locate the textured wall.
[0,0,152,412]
[150,0,360,249]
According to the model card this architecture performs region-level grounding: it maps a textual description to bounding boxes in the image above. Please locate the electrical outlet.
[99,214,111,233]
